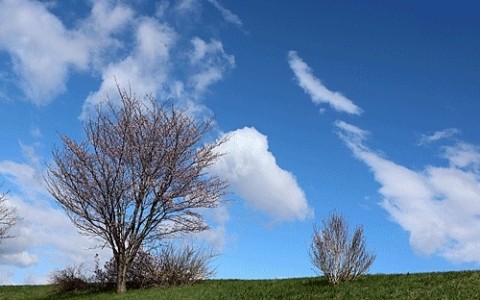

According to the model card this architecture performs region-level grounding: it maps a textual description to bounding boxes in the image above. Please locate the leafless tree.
[46,88,227,293]
[310,212,375,284]
[0,188,16,246]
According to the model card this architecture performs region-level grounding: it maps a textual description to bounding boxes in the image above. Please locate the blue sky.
[0,0,479,284]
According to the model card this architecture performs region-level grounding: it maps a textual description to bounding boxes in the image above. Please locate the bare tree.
[0,188,16,246]
[46,88,227,293]
[310,212,375,284]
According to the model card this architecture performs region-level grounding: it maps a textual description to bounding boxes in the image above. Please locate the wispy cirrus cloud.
[418,128,460,145]
[209,127,313,222]
[335,120,480,264]
[174,0,199,13]
[206,0,243,28]
[188,37,235,98]
[288,51,363,115]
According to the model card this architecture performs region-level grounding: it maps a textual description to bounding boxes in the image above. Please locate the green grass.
[2,271,480,300]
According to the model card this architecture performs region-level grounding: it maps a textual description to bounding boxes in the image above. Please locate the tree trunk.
[116,253,128,293]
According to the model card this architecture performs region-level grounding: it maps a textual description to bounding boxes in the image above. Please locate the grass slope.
[1,271,480,300]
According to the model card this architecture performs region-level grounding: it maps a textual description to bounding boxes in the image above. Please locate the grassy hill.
[1,271,480,300]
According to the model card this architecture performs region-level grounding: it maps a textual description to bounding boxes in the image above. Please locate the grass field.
[1,271,480,300]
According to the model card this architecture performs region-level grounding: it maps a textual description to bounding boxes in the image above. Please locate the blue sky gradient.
[0,0,479,284]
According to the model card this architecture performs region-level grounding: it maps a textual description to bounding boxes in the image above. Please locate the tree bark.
[116,253,128,293]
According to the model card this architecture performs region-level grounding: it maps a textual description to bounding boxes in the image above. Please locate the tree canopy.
[46,88,227,293]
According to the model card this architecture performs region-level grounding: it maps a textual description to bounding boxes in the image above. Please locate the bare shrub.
[156,244,216,286]
[310,212,375,284]
[50,264,89,292]
[95,244,215,289]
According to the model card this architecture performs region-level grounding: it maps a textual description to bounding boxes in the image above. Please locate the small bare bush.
[156,244,216,286]
[311,212,375,284]
[96,244,215,289]
[50,264,89,292]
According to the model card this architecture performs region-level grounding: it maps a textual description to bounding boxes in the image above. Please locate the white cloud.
[419,128,460,145]
[0,0,235,116]
[192,204,230,251]
[80,17,177,119]
[86,0,134,36]
[30,128,43,139]
[136,19,175,61]
[175,0,199,13]
[335,120,369,146]
[0,251,38,268]
[209,127,313,222]
[188,37,235,98]
[0,0,135,105]
[0,193,111,284]
[336,121,480,264]
[206,0,243,28]
[0,145,111,284]
[0,161,45,200]
[0,142,48,200]
[0,194,102,266]
[81,34,235,120]
[174,0,244,29]
[155,1,170,18]
[78,0,134,68]
[288,51,363,115]
[0,0,90,104]
[443,143,480,172]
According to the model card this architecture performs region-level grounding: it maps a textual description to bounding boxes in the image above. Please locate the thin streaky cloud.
[175,0,198,13]
[288,51,363,115]
[206,0,243,28]
[418,128,460,145]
